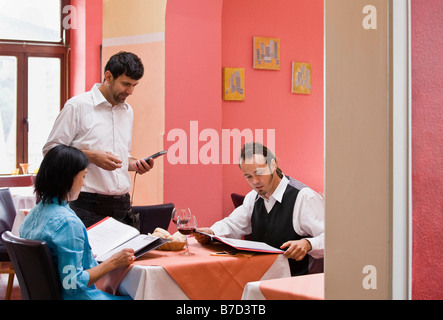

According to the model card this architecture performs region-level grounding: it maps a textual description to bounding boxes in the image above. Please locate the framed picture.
[253,37,280,70]
[223,67,245,101]
[291,62,312,94]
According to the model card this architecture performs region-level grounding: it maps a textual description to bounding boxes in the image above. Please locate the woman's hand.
[87,248,135,286]
[108,248,136,268]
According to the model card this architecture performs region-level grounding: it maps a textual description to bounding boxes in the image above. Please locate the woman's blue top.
[19,198,131,300]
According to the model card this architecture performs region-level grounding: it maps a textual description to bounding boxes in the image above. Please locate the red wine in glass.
[178,227,196,235]
[176,214,197,256]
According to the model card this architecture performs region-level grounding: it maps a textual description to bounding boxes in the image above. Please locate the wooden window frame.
[0,0,70,169]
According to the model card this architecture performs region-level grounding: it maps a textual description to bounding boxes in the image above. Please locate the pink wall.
[84,0,103,90]
[221,0,324,215]
[70,0,102,97]
[164,0,224,227]
[165,0,324,226]
[411,0,443,300]
[71,0,324,235]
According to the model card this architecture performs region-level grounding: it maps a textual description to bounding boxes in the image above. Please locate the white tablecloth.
[10,187,35,209]
[10,187,36,235]
[241,281,267,300]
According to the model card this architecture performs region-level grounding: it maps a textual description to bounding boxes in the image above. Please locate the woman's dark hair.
[239,142,283,178]
[34,145,89,205]
[104,51,144,80]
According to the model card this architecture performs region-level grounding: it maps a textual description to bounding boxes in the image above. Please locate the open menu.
[196,231,284,254]
[87,217,170,262]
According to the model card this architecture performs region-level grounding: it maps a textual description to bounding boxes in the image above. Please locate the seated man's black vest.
[251,184,309,276]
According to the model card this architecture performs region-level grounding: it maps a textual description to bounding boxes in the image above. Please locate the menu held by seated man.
[195,230,284,254]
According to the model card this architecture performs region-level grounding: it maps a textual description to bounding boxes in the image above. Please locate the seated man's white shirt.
[211,176,324,259]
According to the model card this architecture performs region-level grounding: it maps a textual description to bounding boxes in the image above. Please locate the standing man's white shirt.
[43,84,133,196]
[211,176,324,259]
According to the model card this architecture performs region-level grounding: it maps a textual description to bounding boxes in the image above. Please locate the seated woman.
[20,145,135,300]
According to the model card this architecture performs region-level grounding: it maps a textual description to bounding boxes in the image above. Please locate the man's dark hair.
[239,142,283,178]
[34,145,89,205]
[104,51,144,80]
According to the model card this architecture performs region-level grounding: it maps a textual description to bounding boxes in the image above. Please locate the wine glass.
[172,208,191,225]
[176,212,197,256]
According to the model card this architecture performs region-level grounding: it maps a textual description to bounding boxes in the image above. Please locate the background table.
[10,187,35,210]
[241,273,324,300]
[10,187,36,235]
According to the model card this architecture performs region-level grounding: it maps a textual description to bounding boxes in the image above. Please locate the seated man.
[195,142,324,276]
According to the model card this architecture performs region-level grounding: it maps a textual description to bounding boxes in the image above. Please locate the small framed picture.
[223,67,245,101]
[253,37,280,70]
[292,62,312,94]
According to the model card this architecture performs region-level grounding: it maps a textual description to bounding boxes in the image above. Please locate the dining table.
[96,237,291,300]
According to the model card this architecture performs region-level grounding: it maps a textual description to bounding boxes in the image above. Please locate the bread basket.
[152,227,186,251]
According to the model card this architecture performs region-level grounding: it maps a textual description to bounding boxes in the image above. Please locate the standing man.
[195,142,324,276]
[43,51,152,228]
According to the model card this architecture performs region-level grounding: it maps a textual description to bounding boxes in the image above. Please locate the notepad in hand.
[87,217,171,262]
[196,231,284,254]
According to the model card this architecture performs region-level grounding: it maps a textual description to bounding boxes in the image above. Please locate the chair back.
[133,203,174,234]
[0,188,17,262]
[230,193,245,208]
[0,188,17,236]
[1,231,63,300]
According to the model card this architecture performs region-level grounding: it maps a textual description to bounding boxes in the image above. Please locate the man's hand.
[83,150,123,171]
[194,228,214,244]
[280,239,312,261]
[131,158,154,175]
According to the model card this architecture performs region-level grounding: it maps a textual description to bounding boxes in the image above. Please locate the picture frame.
[223,67,245,101]
[291,62,312,94]
[253,37,280,70]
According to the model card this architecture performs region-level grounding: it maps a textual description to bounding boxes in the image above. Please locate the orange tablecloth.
[97,237,283,300]
[258,273,324,300]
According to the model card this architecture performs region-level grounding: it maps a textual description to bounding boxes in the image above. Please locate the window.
[0,0,62,43]
[0,0,69,174]
[28,57,62,167]
[0,56,17,173]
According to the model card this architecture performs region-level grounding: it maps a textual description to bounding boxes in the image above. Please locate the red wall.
[165,0,324,226]
[221,0,324,215]
[165,0,224,227]
[70,0,102,97]
[84,0,103,90]
[411,0,443,300]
